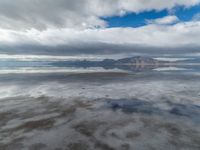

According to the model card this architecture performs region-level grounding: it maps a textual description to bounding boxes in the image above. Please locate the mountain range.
[52,56,172,72]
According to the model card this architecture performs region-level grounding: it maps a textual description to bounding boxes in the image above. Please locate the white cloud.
[0,0,199,30]
[0,1,200,50]
[1,21,200,47]
[147,15,179,25]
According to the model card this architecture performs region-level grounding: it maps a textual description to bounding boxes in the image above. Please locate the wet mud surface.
[0,72,200,150]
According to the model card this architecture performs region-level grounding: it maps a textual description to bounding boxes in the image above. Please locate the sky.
[0,0,200,58]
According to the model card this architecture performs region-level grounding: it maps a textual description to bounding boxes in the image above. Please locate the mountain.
[116,56,160,65]
[51,56,170,72]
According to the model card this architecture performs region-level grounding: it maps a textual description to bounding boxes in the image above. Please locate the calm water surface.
[0,60,200,150]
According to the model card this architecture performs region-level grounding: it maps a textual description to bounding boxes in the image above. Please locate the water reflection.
[0,59,200,150]
[106,98,200,123]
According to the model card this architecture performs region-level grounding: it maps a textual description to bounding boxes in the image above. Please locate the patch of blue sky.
[175,4,200,21]
[103,4,200,28]
[103,10,168,28]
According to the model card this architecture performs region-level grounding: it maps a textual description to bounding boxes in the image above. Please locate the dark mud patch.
[0,112,13,126]
[94,141,115,150]
[0,111,21,129]
[29,143,47,150]
[15,118,55,132]
[126,131,141,139]
[59,106,77,117]
[73,121,105,137]
[0,137,25,150]
[56,100,93,118]
[66,142,89,150]
[120,143,130,150]
[140,117,200,149]
[74,100,93,108]
[0,112,12,120]
[157,123,182,136]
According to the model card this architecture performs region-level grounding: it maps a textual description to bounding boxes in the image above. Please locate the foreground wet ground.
[0,72,200,150]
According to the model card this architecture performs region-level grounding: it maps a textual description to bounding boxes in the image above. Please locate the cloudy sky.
[0,0,200,57]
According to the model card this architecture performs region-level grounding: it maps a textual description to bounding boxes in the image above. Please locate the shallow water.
[0,63,200,150]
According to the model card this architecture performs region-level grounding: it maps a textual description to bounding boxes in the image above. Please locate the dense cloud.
[1,20,200,47]
[147,15,179,25]
[0,0,199,30]
[0,0,200,55]
[0,40,200,57]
